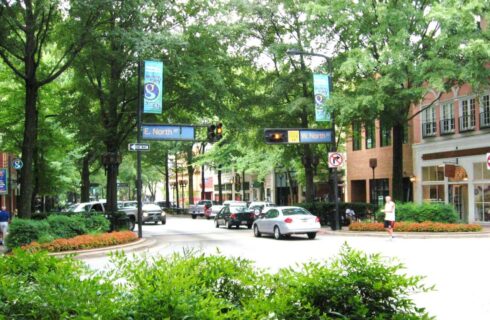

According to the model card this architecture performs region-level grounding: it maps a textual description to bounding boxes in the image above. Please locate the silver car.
[252,206,321,240]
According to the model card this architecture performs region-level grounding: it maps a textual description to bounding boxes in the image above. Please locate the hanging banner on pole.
[143,60,163,114]
[313,73,331,122]
[0,168,7,194]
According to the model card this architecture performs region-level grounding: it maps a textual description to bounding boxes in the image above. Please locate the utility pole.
[136,61,143,238]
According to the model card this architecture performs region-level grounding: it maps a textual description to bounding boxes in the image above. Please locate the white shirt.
[384,201,396,221]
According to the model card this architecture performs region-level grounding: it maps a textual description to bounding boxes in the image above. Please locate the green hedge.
[5,214,110,249]
[375,202,460,223]
[0,245,432,319]
[297,202,375,226]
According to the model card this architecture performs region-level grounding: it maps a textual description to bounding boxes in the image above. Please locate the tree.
[0,0,101,217]
[309,0,490,201]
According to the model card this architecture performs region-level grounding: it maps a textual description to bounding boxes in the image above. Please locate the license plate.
[241,221,248,225]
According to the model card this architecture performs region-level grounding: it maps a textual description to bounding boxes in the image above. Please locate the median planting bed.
[349,221,482,232]
[21,231,138,253]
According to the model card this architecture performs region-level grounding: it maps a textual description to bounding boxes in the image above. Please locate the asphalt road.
[82,216,490,320]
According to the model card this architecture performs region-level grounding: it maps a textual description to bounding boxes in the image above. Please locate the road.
[82,216,490,320]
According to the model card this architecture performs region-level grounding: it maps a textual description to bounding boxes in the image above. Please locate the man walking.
[382,196,396,240]
[0,205,11,246]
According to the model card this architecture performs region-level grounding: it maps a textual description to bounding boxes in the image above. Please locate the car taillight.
[284,217,293,223]
[230,213,237,219]
[315,216,320,223]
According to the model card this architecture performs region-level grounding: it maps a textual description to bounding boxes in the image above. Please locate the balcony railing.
[481,110,490,129]
[459,115,476,132]
[422,121,437,138]
[439,118,455,135]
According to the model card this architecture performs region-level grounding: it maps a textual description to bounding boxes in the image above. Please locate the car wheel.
[128,218,136,231]
[253,225,261,237]
[215,220,220,228]
[206,216,211,220]
[247,224,252,229]
[192,214,197,220]
[274,226,282,240]
[307,232,317,240]
[225,220,232,229]
[154,221,158,225]
[161,217,166,225]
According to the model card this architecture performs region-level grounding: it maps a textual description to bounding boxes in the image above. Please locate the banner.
[313,73,331,122]
[0,168,7,194]
[143,60,164,114]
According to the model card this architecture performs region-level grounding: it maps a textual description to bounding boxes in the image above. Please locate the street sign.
[328,152,345,168]
[0,168,7,194]
[12,158,23,170]
[143,60,164,114]
[117,183,129,188]
[487,153,490,170]
[264,128,333,144]
[142,124,195,141]
[313,74,331,122]
[128,143,150,151]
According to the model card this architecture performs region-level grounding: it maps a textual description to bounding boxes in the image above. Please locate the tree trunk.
[392,123,404,201]
[286,170,295,204]
[303,145,315,202]
[19,81,38,218]
[81,155,91,202]
[106,161,119,212]
[187,147,194,205]
[218,166,223,204]
[165,151,170,207]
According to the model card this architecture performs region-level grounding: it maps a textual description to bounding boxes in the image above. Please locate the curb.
[319,228,490,239]
[49,238,158,258]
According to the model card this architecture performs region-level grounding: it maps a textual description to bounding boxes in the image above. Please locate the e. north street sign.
[142,124,195,141]
[128,143,150,151]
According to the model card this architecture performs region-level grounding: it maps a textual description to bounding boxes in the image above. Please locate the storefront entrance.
[448,184,468,222]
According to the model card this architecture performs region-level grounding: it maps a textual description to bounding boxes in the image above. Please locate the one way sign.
[128,143,150,151]
[328,152,345,168]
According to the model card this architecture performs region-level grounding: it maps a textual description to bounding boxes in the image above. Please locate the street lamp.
[287,49,340,231]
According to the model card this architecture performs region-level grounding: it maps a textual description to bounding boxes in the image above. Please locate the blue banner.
[142,125,195,141]
[313,74,331,122]
[299,129,333,144]
[143,61,164,114]
[0,168,7,194]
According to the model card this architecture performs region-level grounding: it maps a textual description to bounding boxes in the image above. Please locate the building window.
[422,166,445,182]
[422,185,445,203]
[480,94,490,128]
[421,106,436,137]
[352,122,361,151]
[440,102,455,134]
[369,178,389,206]
[459,97,476,131]
[473,162,490,180]
[365,121,376,149]
[475,185,490,222]
[380,121,391,147]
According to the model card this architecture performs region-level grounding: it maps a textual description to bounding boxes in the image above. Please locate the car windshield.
[282,208,311,216]
[67,204,80,212]
[230,206,249,213]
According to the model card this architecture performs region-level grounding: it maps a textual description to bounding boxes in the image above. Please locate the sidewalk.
[319,226,490,239]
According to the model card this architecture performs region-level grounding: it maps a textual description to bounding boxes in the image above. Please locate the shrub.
[375,202,460,223]
[84,213,110,233]
[5,219,51,248]
[46,214,87,239]
[349,221,482,232]
[298,202,375,226]
[22,231,138,253]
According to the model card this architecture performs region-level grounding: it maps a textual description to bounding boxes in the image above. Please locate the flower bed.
[349,221,482,232]
[21,231,138,253]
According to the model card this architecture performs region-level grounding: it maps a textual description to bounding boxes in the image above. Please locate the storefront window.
[474,185,490,222]
[422,185,445,203]
[422,166,445,181]
[474,162,490,180]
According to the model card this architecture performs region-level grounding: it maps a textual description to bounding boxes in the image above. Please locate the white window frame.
[441,102,455,133]
[459,97,476,131]
[480,93,490,127]
[421,105,436,136]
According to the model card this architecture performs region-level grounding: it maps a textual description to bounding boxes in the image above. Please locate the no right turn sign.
[486,153,490,170]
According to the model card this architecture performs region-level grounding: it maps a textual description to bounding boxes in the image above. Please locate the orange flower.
[349,221,482,232]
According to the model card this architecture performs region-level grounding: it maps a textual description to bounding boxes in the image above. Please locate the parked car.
[252,206,321,240]
[117,201,166,225]
[248,201,276,218]
[155,201,177,210]
[65,201,136,231]
[189,200,218,219]
[222,200,248,207]
[205,205,223,220]
[214,205,255,229]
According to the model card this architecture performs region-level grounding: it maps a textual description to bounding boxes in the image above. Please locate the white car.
[252,206,321,240]
[223,200,248,207]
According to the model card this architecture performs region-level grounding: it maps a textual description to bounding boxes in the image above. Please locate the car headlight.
[142,211,149,217]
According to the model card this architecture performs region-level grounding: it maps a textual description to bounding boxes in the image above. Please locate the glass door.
[448,184,468,222]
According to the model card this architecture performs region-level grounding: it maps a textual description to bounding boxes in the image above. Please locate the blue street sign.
[313,74,331,122]
[0,168,7,194]
[299,129,333,144]
[12,158,23,170]
[142,125,195,141]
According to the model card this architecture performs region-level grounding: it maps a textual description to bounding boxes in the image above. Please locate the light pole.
[286,49,340,231]
[179,180,187,208]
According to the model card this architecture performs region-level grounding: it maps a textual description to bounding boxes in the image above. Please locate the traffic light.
[264,129,288,144]
[216,123,223,140]
[207,125,216,141]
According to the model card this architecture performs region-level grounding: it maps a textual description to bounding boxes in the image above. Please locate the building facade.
[0,152,18,212]
[412,85,490,223]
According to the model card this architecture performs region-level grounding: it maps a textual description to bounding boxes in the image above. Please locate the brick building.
[0,152,18,212]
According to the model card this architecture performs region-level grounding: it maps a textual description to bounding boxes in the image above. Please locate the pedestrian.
[0,205,11,246]
[381,196,396,240]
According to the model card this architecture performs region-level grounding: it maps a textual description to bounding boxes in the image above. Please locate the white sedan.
[252,206,321,240]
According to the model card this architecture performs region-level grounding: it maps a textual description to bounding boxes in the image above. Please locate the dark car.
[214,206,255,229]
